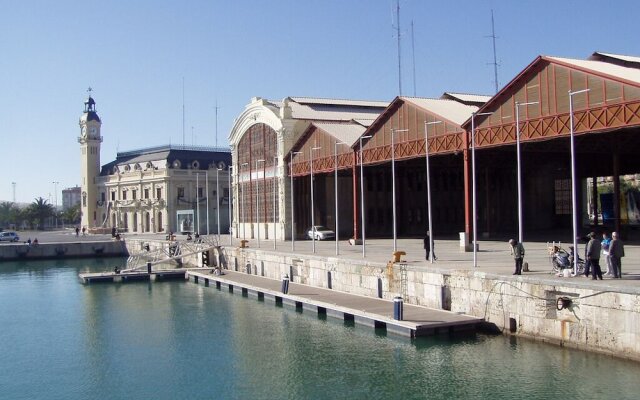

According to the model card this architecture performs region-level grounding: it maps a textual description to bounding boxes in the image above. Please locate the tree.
[0,201,19,228]
[62,204,81,225]
[25,197,55,230]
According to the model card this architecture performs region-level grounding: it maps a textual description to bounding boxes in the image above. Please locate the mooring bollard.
[281,274,290,294]
[393,296,404,321]
[147,262,152,274]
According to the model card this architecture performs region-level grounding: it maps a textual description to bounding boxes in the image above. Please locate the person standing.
[601,232,612,276]
[609,231,625,279]
[509,239,525,275]
[586,232,603,280]
[423,232,431,261]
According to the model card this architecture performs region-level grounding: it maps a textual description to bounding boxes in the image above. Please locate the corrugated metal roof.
[401,97,479,125]
[590,52,640,65]
[312,122,367,147]
[352,118,376,127]
[441,92,492,104]
[547,56,640,85]
[288,102,387,121]
[289,97,390,108]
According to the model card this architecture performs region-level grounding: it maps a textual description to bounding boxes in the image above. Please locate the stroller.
[548,242,585,275]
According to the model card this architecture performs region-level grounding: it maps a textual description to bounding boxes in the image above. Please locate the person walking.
[609,231,625,279]
[586,232,603,280]
[75,226,80,237]
[601,232,612,276]
[509,239,525,275]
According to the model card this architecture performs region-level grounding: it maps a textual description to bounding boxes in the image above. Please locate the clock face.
[81,126,87,137]
[90,127,97,135]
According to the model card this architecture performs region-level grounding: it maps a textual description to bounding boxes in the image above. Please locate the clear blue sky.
[1,0,638,204]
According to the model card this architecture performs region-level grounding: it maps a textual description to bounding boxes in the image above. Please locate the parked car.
[307,226,335,241]
[0,231,20,242]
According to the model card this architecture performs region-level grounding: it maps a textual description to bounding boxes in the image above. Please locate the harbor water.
[1,259,639,400]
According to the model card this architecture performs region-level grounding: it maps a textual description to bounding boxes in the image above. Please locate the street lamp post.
[569,88,590,275]
[228,165,233,246]
[471,111,493,268]
[52,181,59,229]
[515,101,538,246]
[216,167,222,239]
[391,128,409,253]
[241,162,248,240]
[273,156,278,250]
[334,141,347,256]
[196,172,200,234]
[359,135,372,258]
[206,171,210,235]
[256,159,265,248]
[310,146,321,253]
[424,121,442,263]
[290,151,302,251]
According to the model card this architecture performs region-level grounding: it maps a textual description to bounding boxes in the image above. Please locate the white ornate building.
[78,95,231,234]
[228,96,388,240]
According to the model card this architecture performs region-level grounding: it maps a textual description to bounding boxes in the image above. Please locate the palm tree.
[26,197,55,230]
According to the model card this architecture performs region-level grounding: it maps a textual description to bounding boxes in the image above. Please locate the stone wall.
[0,240,127,261]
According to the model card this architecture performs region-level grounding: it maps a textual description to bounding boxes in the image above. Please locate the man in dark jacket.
[509,239,525,275]
[586,232,603,280]
[423,232,431,261]
[609,231,625,279]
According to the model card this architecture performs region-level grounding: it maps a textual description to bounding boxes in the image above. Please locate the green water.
[1,258,639,400]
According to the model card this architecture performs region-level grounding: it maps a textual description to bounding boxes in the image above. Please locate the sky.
[1,0,638,204]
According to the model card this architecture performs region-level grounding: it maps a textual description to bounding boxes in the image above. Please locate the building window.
[223,188,229,198]
[178,188,184,198]
[101,192,105,202]
[132,190,137,200]
[144,189,149,199]
[198,187,204,198]
[122,191,127,200]
[156,188,162,199]
[555,179,572,215]
[111,191,116,201]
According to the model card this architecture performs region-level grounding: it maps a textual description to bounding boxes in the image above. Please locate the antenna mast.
[396,0,402,95]
[489,9,499,93]
[411,20,416,96]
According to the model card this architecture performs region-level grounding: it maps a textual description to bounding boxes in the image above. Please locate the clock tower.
[78,90,103,230]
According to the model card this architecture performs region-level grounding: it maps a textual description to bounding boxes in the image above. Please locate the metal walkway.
[124,235,220,272]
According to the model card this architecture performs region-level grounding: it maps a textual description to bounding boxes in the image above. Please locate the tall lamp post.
[515,101,538,246]
[569,88,590,275]
[359,135,372,258]
[228,165,233,246]
[52,181,59,229]
[391,128,409,253]
[241,162,248,240]
[290,151,302,251]
[273,156,278,250]
[216,166,222,239]
[471,111,493,268]
[205,171,210,235]
[196,172,200,234]
[256,159,265,248]
[424,121,441,263]
[334,141,347,255]
[310,146,321,253]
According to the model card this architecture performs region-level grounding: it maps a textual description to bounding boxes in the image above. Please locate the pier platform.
[187,269,483,338]
[79,268,205,284]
